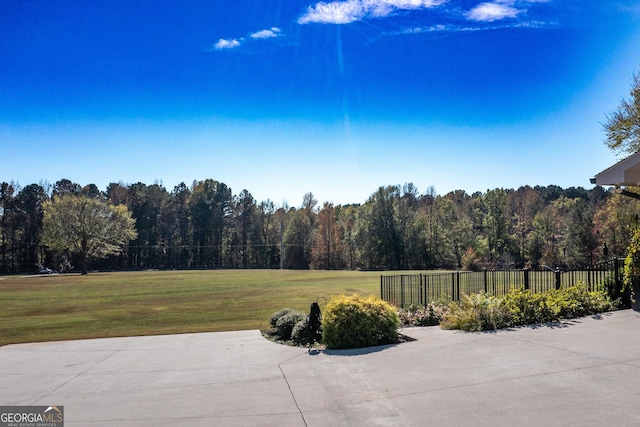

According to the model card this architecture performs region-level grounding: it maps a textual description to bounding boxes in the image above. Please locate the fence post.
[555,270,561,290]
[456,271,460,301]
[484,270,488,294]
[451,272,455,301]
[420,274,424,306]
[380,275,384,302]
[523,269,529,291]
[400,275,405,309]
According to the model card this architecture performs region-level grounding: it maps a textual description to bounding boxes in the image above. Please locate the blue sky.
[1,1,640,205]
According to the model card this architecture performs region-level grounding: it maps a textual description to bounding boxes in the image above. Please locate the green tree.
[443,190,477,269]
[256,199,279,268]
[42,195,137,274]
[15,183,48,271]
[126,183,169,268]
[432,197,462,268]
[283,208,313,269]
[229,189,257,268]
[167,183,192,268]
[397,184,420,269]
[356,186,402,270]
[0,182,17,273]
[481,189,512,268]
[336,204,359,270]
[189,179,232,268]
[564,198,599,268]
[604,72,640,155]
[52,179,81,198]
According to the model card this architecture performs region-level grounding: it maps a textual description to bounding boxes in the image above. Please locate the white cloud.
[466,2,522,22]
[211,27,284,52]
[400,24,479,34]
[298,0,446,24]
[298,0,364,24]
[214,38,241,49]
[250,27,282,39]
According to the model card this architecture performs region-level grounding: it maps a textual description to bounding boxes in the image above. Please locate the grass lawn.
[0,269,384,346]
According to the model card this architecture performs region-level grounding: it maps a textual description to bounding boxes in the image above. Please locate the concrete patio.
[2,310,640,426]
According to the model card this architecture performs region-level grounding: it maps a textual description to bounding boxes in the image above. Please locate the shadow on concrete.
[479,311,617,334]
[318,343,397,357]
[310,334,417,357]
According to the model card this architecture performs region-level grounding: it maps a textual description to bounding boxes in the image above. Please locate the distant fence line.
[381,258,624,309]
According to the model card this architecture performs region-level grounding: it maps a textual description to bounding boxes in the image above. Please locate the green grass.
[0,270,383,346]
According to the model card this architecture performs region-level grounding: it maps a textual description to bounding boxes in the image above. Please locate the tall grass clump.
[440,292,510,332]
[322,294,399,349]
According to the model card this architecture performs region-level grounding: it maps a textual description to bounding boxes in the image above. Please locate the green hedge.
[440,284,618,332]
[322,294,399,349]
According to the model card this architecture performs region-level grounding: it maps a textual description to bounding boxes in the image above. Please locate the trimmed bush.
[275,310,306,341]
[270,308,297,328]
[322,294,400,349]
[291,317,315,346]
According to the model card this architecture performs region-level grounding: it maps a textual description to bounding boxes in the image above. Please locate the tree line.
[1,178,639,274]
[3,69,639,274]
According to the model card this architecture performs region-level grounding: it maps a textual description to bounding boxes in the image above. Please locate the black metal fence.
[381,258,624,309]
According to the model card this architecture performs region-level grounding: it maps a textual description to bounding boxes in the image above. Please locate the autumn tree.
[312,202,342,269]
[42,195,137,274]
[529,205,559,267]
[508,186,542,267]
[594,188,640,258]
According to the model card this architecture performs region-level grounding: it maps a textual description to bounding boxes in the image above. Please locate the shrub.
[270,308,297,328]
[441,283,618,332]
[291,317,321,346]
[440,292,511,332]
[275,310,306,341]
[501,283,618,327]
[399,298,450,326]
[624,226,640,301]
[322,294,400,349]
[501,288,555,325]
